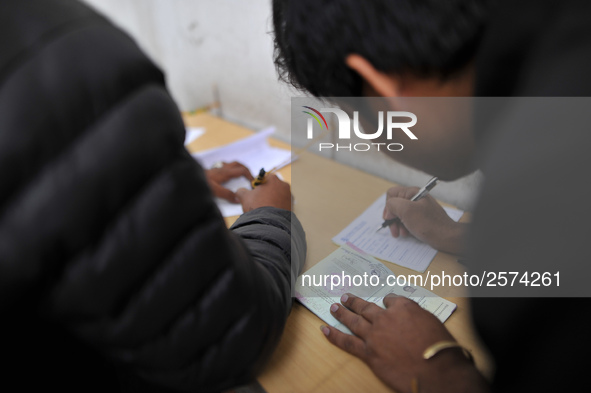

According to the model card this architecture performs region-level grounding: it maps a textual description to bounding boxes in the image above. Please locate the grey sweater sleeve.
[231,207,307,319]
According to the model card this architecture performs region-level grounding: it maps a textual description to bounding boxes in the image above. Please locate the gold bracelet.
[423,340,474,364]
[411,342,474,392]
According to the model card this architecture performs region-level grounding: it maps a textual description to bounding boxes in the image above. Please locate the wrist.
[417,350,489,393]
[434,222,467,255]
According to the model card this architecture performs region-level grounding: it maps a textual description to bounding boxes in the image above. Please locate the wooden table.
[184,113,493,393]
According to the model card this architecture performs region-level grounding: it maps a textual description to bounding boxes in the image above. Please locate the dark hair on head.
[272,0,493,97]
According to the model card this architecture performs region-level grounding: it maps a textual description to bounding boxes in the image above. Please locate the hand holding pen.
[238,173,293,212]
[377,177,439,232]
[378,178,466,255]
[252,168,268,187]
[250,154,294,188]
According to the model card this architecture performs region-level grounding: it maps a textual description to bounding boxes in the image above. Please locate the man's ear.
[346,54,401,97]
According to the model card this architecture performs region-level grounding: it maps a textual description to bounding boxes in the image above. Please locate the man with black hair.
[273,0,591,391]
[273,0,486,97]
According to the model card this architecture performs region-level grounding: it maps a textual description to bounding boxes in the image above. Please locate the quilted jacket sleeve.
[0,1,306,392]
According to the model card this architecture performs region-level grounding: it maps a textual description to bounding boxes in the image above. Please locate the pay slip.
[295,243,457,334]
[332,193,463,272]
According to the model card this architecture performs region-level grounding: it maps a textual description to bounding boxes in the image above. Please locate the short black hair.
[272,0,493,97]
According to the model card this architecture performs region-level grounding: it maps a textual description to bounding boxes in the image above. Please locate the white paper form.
[332,193,464,272]
[184,127,205,146]
[295,243,457,334]
[192,127,292,217]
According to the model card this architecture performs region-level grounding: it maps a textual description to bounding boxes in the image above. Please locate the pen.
[251,168,267,188]
[250,158,292,188]
[376,176,439,232]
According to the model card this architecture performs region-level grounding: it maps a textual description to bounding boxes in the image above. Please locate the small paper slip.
[192,127,293,217]
[295,243,457,334]
[332,193,463,272]
[184,127,205,146]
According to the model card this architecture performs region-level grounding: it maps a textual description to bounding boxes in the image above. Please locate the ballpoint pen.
[251,154,297,188]
[376,176,439,232]
[251,168,268,187]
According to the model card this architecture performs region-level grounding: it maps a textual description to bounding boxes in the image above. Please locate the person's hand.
[205,161,254,203]
[322,293,489,393]
[384,186,466,255]
[236,174,292,212]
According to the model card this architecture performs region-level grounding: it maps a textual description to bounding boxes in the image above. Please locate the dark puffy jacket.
[0,0,306,391]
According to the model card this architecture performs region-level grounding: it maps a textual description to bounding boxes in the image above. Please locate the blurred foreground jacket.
[0,0,306,391]
[470,0,591,392]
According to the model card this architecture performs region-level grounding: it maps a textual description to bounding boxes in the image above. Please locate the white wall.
[81,0,482,210]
